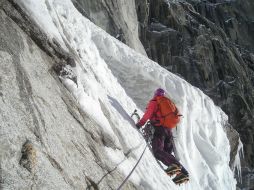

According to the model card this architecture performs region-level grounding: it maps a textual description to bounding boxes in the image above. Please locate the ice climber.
[135,88,189,184]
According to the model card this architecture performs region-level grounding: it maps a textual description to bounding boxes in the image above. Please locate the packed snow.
[18,0,241,189]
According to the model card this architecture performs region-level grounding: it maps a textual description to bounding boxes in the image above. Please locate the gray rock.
[0,1,137,189]
[72,0,147,55]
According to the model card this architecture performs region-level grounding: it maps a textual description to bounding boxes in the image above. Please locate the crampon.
[165,164,181,177]
[173,173,189,185]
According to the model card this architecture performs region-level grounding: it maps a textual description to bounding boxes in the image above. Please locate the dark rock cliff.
[193,0,254,52]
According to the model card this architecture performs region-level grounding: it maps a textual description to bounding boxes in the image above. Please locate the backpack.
[155,96,181,128]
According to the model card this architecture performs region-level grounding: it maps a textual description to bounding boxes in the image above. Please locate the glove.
[135,122,142,129]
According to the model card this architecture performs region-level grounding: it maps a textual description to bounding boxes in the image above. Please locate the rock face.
[193,0,254,52]
[0,1,136,189]
[72,0,146,55]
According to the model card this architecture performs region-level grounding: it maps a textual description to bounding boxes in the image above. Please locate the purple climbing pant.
[152,126,188,175]
[152,126,177,165]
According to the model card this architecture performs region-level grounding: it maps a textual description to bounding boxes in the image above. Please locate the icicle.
[232,139,244,183]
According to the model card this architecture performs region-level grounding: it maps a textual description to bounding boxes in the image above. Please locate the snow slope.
[18,0,239,189]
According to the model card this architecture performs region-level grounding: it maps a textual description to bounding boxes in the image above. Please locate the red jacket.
[137,95,162,127]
